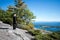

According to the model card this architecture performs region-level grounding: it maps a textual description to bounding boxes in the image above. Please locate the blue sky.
[0,0,60,22]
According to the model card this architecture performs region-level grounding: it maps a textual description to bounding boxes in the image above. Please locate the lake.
[33,22,60,31]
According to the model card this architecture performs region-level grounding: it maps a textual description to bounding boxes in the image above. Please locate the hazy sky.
[0,0,60,22]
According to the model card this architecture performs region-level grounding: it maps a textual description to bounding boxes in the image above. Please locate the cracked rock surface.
[0,21,34,40]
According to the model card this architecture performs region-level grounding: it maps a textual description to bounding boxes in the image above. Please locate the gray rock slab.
[0,21,34,40]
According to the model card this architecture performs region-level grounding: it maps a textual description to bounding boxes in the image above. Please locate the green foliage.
[28,29,60,40]
[0,8,13,25]
[35,32,60,40]
[35,34,44,40]
[0,0,35,29]
[28,30,41,36]
[14,0,35,30]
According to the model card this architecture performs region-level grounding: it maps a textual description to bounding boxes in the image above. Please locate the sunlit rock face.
[0,21,34,40]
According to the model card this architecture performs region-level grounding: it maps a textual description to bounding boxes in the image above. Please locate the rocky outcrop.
[0,21,34,40]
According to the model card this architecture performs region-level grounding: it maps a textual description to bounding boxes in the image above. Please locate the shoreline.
[34,28,52,34]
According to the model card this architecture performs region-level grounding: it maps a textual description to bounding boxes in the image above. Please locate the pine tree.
[0,0,35,30]
[14,0,35,30]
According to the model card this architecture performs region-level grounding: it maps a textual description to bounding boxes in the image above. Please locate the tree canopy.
[0,0,35,30]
